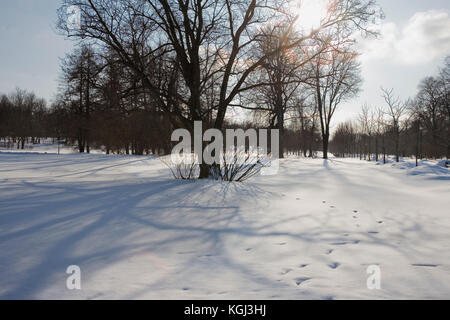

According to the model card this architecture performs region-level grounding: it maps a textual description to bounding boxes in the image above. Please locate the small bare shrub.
[160,153,199,180]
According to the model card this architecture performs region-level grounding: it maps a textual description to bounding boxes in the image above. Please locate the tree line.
[330,56,450,163]
[0,89,48,149]
[5,1,446,175]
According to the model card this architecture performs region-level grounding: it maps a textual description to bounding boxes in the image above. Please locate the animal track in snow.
[412,264,438,268]
[326,249,334,255]
[87,293,104,300]
[330,240,360,246]
[328,262,340,269]
[281,268,293,275]
[298,264,308,268]
[177,251,196,255]
[330,242,347,246]
[295,277,311,286]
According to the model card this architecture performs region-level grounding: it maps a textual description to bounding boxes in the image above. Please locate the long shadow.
[1,156,447,299]
[0,178,190,299]
[0,172,332,299]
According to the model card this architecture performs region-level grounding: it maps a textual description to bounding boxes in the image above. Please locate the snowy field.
[0,147,449,300]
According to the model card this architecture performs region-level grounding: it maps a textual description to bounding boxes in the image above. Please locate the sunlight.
[296,0,329,32]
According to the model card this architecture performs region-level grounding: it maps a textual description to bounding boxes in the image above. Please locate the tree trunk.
[278,108,285,159]
[416,121,420,167]
[395,129,400,162]
[375,137,379,162]
[322,134,329,160]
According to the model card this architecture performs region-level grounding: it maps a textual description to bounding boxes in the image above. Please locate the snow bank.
[374,157,450,180]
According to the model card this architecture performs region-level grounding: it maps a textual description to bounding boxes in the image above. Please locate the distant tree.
[373,107,386,162]
[60,45,100,153]
[241,25,309,158]
[439,56,450,159]
[415,77,447,158]
[7,89,47,149]
[309,48,362,159]
[330,120,358,158]
[358,104,375,160]
[0,95,12,144]
[292,97,319,157]
[381,87,407,163]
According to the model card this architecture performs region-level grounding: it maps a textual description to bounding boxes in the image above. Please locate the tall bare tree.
[358,104,375,160]
[60,45,100,153]
[381,87,407,163]
[309,48,362,159]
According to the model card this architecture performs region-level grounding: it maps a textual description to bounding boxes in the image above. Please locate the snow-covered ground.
[0,147,449,299]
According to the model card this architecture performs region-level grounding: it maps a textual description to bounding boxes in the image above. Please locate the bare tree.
[439,56,450,159]
[330,120,358,157]
[309,48,362,159]
[60,45,100,153]
[292,97,319,157]
[381,87,407,163]
[373,107,386,162]
[239,25,310,158]
[358,104,375,160]
[2,89,47,150]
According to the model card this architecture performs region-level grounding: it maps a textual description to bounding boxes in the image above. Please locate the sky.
[338,0,450,125]
[0,0,450,125]
[0,0,74,103]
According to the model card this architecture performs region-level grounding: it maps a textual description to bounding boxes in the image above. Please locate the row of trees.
[11,2,445,172]
[330,56,450,162]
[2,0,447,174]
[54,29,363,159]
[53,45,173,155]
[0,89,48,149]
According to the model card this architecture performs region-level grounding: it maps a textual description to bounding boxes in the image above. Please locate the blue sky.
[0,1,73,102]
[0,0,449,124]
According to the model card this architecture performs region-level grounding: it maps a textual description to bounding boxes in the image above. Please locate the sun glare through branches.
[295,0,329,32]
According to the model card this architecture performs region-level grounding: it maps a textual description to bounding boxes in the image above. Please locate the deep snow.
[0,148,449,299]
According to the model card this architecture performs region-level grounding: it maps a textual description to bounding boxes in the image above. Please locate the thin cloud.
[359,10,450,65]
